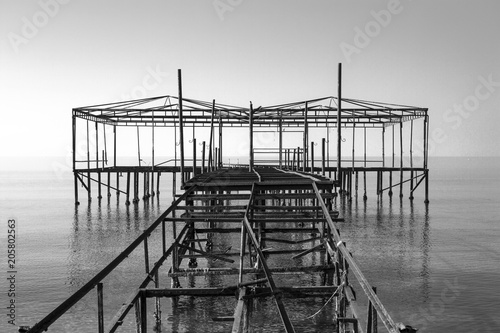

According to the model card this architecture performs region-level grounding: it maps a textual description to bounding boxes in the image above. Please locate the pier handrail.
[26,186,197,333]
[311,181,400,333]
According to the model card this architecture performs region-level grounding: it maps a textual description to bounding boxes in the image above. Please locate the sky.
[1,0,500,164]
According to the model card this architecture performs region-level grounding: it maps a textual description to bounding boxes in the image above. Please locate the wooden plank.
[231,287,247,333]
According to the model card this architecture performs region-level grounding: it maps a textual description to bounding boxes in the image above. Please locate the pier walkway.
[26,167,415,333]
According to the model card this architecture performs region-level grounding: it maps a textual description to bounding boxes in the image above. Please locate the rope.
[298,281,344,320]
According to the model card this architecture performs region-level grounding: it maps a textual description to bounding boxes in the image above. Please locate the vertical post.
[151,110,155,196]
[399,122,403,198]
[303,102,308,172]
[116,171,120,196]
[321,138,326,176]
[363,127,367,200]
[140,290,147,333]
[178,69,185,186]
[97,283,104,333]
[424,114,429,203]
[126,172,131,205]
[192,138,197,177]
[144,237,150,274]
[249,102,254,172]
[113,125,117,167]
[137,127,141,167]
[279,110,283,169]
[296,146,300,171]
[310,141,314,173]
[87,120,91,201]
[208,100,215,171]
[337,63,342,188]
[409,120,414,200]
[97,123,102,200]
[381,126,385,196]
[156,172,160,195]
[390,124,395,197]
[219,110,223,167]
[202,141,206,174]
[72,115,79,205]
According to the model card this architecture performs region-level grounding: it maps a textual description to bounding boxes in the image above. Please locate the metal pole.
[337,63,342,187]
[279,110,283,169]
[87,120,91,201]
[151,110,155,196]
[424,114,429,203]
[178,69,185,186]
[303,101,308,172]
[202,141,206,174]
[322,138,326,176]
[249,102,254,172]
[97,283,104,333]
[192,138,197,177]
[208,100,215,171]
[399,122,403,198]
[72,115,79,205]
[409,120,414,200]
[113,125,117,167]
[219,110,222,168]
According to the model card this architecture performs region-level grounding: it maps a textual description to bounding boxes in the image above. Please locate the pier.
[25,66,426,332]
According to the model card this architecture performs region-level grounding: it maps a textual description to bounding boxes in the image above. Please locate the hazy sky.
[1,0,499,160]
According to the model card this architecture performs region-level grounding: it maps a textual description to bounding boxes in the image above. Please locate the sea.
[1,156,499,333]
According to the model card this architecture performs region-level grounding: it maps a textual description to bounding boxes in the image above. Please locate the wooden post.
[107,171,111,197]
[151,111,155,196]
[72,115,79,205]
[97,283,104,333]
[424,114,429,203]
[303,102,308,172]
[363,127,367,200]
[399,122,403,198]
[367,287,378,333]
[116,171,120,196]
[113,125,117,167]
[178,69,185,186]
[389,124,394,197]
[96,123,102,200]
[156,172,160,195]
[202,141,206,174]
[192,138,197,177]
[310,141,314,173]
[409,120,414,200]
[381,126,385,196]
[249,102,254,172]
[143,237,150,274]
[126,172,131,205]
[337,63,342,189]
[208,100,215,171]
[219,110,223,168]
[279,110,283,169]
[87,120,91,201]
[140,290,147,333]
[296,146,300,171]
[322,138,326,176]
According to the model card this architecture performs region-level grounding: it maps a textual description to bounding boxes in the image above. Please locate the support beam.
[249,102,254,172]
[337,63,342,186]
[178,69,185,186]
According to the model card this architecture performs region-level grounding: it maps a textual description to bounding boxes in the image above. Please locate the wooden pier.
[24,65,425,332]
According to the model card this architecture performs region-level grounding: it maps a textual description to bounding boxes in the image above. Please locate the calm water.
[1,157,499,332]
